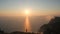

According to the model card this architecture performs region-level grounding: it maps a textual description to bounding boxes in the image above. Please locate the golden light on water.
[25,16,31,32]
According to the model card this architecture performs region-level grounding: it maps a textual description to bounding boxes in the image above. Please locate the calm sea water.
[0,16,52,33]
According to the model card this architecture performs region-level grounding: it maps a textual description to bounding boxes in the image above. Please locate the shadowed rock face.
[39,17,60,34]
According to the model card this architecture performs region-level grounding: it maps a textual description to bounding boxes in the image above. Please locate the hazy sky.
[0,0,60,16]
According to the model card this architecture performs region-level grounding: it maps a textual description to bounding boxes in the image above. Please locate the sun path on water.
[24,16,31,32]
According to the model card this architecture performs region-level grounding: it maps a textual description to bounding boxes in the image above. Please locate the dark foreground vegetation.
[0,17,60,34]
[39,17,60,34]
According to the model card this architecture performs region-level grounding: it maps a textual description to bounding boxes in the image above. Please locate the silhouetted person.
[26,29,28,32]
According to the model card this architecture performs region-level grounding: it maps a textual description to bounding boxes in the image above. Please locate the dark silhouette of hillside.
[10,31,36,34]
[39,17,60,34]
[0,30,36,34]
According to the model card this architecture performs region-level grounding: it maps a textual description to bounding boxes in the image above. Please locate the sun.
[25,9,30,15]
